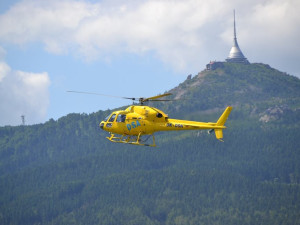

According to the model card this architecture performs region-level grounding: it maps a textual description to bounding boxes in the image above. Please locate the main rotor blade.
[142,93,172,102]
[67,91,173,104]
[67,91,134,100]
[148,99,173,102]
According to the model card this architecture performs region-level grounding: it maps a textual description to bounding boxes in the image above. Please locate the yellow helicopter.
[68,91,232,147]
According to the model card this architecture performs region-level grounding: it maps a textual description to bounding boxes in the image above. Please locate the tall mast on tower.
[226,10,249,64]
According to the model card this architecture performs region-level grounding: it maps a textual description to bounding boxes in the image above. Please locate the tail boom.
[162,106,232,141]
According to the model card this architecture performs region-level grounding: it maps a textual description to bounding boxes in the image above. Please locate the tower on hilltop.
[226,10,249,64]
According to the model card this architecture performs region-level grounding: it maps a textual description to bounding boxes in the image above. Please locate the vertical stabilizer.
[217,106,233,126]
[214,106,233,141]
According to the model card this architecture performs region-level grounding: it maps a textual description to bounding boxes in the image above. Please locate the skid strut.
[107,132,156,147]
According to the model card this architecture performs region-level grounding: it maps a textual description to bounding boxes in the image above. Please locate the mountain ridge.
[155,62,300,121]
[0,62,300,225]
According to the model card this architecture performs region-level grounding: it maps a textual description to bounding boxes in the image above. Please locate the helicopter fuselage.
[100,105,232,146]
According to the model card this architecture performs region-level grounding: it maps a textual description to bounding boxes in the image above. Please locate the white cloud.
[0,0,299,74]
[0,58,50,126]
[0,61,10,81]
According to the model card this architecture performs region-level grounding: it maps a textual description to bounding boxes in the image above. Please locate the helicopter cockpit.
[100,112,127,129]
[105,113,126,122]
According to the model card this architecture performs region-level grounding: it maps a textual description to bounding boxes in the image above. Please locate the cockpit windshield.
[108,114,116,122]
[103,114,111,122]
[103,113,116,122]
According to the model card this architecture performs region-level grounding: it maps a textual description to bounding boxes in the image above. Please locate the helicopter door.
[116,114,127,133]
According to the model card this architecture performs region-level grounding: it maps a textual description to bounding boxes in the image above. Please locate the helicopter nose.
[100,122,104,129]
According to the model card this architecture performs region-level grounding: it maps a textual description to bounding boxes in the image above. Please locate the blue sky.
[0,0,299,126]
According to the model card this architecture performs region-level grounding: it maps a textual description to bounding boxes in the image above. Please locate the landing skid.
[106,132,156,147]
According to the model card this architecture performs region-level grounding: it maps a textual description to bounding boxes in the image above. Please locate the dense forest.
[0,63,300,224]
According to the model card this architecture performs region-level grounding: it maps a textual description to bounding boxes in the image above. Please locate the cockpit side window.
[108,114,116,122]
[116,114,126,122]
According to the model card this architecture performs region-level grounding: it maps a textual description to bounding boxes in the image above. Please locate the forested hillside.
[0,63,300,225]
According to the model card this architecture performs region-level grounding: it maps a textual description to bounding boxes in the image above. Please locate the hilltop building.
[206,61,224,70]
[226,10,249,64]
[206,10,249,71]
